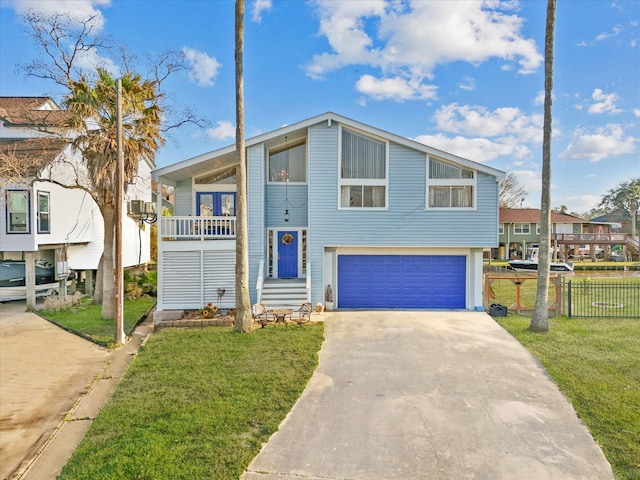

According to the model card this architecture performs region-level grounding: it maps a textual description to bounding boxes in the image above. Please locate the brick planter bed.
[154,310,236,329]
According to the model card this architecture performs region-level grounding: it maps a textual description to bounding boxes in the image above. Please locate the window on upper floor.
[339,127,388,209]
[426,157,475,209]
[6,190,30,234]
[269,142,306,183]
[499,223,504,235]
[536,223,541,234]
[514,223,530,234]
[37,191,50,234]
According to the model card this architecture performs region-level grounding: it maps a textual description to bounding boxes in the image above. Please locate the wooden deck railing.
[552,233,639,250]
[160,216,236,240]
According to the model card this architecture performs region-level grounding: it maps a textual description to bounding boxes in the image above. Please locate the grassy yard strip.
[59,324,325,480]
[40,296,156,346]
[496,315,640,480]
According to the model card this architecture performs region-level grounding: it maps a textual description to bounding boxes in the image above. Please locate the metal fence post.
[567,280,572,318]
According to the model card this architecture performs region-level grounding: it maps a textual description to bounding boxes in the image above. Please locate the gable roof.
[0,97,69,128]
[153,112,505,183]
[0,137,69,176]
[500,208,588,224]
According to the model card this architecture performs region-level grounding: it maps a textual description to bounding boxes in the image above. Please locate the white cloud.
[559,124,636,162]
[74,46,120,78]
[595,24,623,42]
[9,0,110,29]
[432,103,544,143]
[206,120,235,140]
[634,109,640,117]
[182,47,221,87]
[306,0,542,100]
[251,0,272,23]
[355,74,437,101]
[458,77,475,92]
[511,169,541,196]
[414,133,530,163]
[553,194,601,214]
[588,89,622,114]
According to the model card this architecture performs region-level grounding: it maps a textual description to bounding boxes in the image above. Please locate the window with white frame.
[499,223,504,235]
[339,127,387,209]
[536,223,540,234]
[514,223,530,234]
[37,191,50,233]
[269,143,306,183]
[6,190,30,233]
[427,157,475,208]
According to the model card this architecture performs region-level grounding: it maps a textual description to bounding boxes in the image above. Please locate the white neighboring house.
[0,97,153,304]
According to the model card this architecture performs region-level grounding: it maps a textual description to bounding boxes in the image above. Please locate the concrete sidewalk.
[243,311,615,480]
[0,300,152,480]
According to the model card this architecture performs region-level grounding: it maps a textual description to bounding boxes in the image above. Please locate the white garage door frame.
[328,247,477,310]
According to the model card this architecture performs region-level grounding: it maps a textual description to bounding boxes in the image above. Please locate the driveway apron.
[243,311,614,480]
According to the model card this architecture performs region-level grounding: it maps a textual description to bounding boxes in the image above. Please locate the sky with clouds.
[1,0,638,214]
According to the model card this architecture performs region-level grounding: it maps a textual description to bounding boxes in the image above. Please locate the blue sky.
[1,0,638,214]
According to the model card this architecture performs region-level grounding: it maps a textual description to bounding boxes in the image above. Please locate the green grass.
[58,324,325,480]
[496,315,640,480]
[40,296,156,346]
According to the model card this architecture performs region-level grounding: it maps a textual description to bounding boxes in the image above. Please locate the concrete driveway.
[243,311,614,480]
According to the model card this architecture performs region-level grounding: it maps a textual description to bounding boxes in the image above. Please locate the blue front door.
[278,231,298,278]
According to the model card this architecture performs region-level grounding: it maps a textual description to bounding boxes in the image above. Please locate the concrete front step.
[261,278,308,309]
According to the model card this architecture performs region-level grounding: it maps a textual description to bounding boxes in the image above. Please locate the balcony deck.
[160,216,236,241]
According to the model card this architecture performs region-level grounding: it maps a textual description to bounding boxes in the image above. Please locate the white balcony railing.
[160,216,236,241]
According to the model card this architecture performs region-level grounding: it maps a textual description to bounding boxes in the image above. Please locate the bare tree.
[16,10,207,310]
[529,0,556,333]
[20,11,112,88]
[234,0,252,332]
[499,172,528,208]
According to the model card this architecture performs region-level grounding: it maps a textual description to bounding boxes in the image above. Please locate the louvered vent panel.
[162,251,202,305]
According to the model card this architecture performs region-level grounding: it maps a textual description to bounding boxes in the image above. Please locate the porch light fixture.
[284,136,289,222]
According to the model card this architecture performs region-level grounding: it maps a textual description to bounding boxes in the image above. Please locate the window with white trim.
[269,143,306,183]
[339,127,387,209]
[6,190,30,233]
[499,223,504,235]
[514,223,530,234]
[37,191,50,233]
[427,157,475,208]
[536,223,540,234]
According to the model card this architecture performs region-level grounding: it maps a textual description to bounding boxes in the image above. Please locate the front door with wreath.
[278,231,298,278]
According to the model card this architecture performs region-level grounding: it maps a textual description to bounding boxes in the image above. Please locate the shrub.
[42,291,84,312]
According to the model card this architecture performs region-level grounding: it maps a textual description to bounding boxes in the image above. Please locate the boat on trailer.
[508,246,574,273]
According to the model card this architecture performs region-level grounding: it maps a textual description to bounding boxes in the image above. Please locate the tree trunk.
[101,202,116,320]
[530,0,556,333]
[93,253,104,304]
[233,0,252,333]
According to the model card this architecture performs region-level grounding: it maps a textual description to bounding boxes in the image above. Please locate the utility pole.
[115,78,125,345]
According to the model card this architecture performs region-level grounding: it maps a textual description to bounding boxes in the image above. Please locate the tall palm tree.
[530,0,556,333]
[65,68,164,320]
[234,0,252,332]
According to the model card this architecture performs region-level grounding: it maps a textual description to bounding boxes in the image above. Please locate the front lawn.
[40,296,156,346]
[59,324,325,479]
[496,315,640,480]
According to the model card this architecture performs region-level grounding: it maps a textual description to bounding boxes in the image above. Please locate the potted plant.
[325,284,334,311]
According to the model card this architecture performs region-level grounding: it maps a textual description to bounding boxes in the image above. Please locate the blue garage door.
[338,255,466,309]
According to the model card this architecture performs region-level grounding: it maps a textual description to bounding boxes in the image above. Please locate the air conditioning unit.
[128,200,144,215]
[144,202,156,214]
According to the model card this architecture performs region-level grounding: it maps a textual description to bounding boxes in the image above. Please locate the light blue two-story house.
[152,112,503,313]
